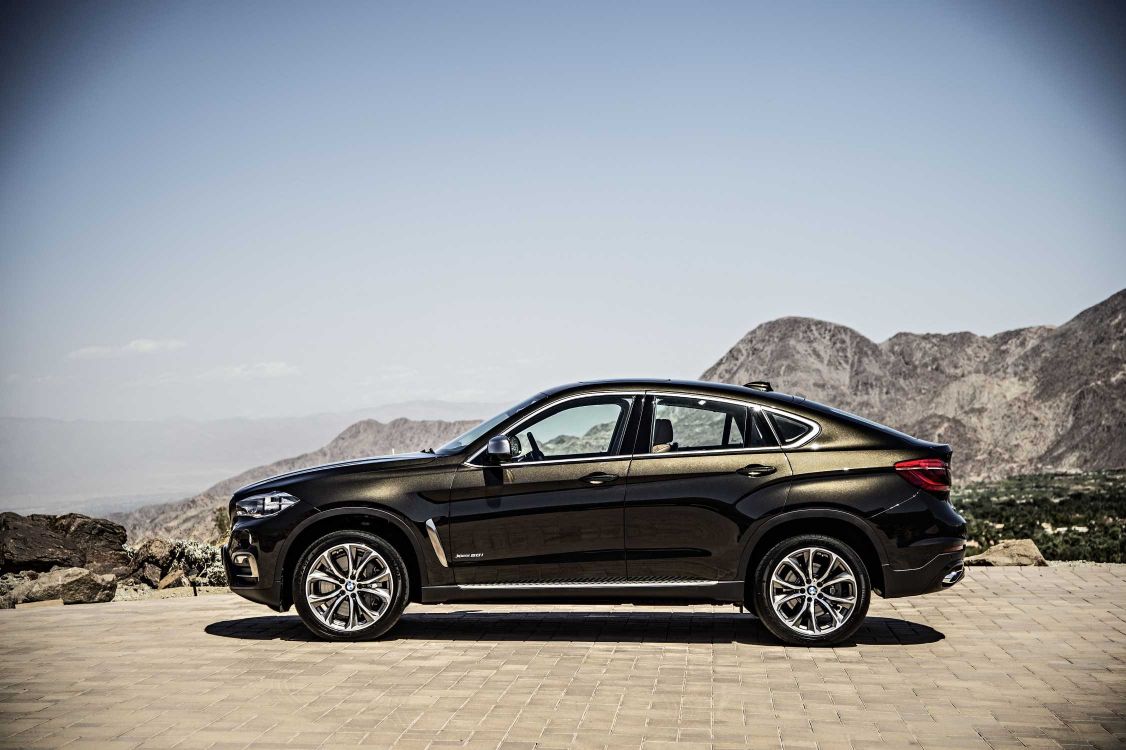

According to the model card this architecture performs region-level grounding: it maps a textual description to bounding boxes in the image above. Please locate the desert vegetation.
[954,470,1126,563]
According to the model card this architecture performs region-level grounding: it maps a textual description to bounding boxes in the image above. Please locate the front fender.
[275,505,438,590]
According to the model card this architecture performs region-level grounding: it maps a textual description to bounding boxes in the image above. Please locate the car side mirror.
[486,434,521,463]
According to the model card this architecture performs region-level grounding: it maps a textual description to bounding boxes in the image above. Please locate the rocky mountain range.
[112,417,474,542]
[115,289,1123,542]
[703,289,1125,480]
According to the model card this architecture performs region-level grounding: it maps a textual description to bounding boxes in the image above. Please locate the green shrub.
[954,470,1126,563]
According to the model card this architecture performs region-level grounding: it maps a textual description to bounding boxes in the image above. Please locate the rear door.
[623,393,792,582]
[448,393,640,584]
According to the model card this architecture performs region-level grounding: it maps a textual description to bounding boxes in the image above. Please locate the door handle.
[737,464,776,477]
[582,472,619,485]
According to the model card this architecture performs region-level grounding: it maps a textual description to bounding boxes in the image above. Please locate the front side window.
[650,396,776,453]
[508,395,632,462]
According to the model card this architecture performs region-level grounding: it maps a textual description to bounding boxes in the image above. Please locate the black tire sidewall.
[293,530,409,641]
[754,533,871,647]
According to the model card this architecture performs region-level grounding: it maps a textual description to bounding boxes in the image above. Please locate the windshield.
[434,393,544,455]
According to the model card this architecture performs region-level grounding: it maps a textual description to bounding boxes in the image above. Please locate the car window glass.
[770,412,812,443]
[510,397,631,461]
[651,396,749,452]
[748,409,777,448]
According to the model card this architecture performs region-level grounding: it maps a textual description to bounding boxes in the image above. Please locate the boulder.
[0,571,31,609]
[157,568,188,590]
[38,514,128,573]
[0,512,129,574]
[133,538,175,571]
[10,567,116,605]
[965,538,1048,567]
[139,563,163,587]
[0,513,82,572]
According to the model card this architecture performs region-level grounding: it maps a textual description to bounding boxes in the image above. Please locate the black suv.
[223,379,965,646]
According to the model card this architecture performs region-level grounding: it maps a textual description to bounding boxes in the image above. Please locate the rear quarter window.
[769,412,813,444]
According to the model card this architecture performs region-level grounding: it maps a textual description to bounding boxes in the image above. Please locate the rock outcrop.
[0,567,116,608]
[0,512,130,574]
[125,538,225,587]
[965,539,1048,567]
[0,513,226,607]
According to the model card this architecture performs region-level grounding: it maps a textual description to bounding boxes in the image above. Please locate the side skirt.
[419,580,744,604]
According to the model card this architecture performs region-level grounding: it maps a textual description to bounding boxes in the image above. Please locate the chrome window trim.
[470,453,636,469]
[462,388,821,468]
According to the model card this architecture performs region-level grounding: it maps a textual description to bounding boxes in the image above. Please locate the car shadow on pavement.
[205,612,944,646]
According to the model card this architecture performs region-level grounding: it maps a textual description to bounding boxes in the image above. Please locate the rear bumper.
[881,543,966,598]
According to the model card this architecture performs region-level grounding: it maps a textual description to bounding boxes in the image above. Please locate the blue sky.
[2,1,1124,421]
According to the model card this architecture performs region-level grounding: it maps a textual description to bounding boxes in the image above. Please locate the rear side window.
[769,412,813,444]
[650,397,778,452]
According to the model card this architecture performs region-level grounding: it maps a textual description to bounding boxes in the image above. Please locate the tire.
[293,530,410,641]
[753,533,870,646]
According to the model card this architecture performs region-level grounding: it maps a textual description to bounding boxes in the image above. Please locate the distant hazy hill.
[0,400,501,515]
[703,289,1125,480]
[111,417,474,542]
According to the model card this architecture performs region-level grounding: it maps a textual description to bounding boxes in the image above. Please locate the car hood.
[232,452,440,498]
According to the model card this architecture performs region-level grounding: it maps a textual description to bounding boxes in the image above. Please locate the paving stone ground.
[1,566,1124,750]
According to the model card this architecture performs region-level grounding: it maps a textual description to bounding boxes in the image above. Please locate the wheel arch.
[278,506,427,608]
[738,508,889,597]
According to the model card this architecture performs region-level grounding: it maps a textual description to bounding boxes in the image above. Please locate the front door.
[624,393,792,582]
[449,393,639,584]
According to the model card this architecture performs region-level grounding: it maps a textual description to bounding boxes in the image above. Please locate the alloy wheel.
[304,542,393,633]
[769,546,857,636]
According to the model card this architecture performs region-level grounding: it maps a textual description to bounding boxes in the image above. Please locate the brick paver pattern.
[1,566,1124,750]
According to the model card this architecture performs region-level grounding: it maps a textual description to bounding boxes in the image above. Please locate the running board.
[420,580,744,604]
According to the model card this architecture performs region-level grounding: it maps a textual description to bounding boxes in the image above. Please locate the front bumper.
[222,508,311,611]
[221,540,279,609]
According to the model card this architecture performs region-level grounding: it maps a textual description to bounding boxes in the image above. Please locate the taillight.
[894,458,951,492]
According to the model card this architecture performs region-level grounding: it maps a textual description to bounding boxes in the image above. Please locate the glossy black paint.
[223,378,966,612]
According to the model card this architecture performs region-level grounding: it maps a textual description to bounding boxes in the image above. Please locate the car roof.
[540,378,804,406]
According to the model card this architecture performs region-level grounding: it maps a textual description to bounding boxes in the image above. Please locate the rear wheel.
[753,534,870,646]
[293,530,409,641]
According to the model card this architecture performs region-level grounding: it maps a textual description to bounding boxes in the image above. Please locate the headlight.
[234,491,299,519]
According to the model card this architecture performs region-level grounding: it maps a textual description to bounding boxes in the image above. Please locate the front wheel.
[293,530,409,641]
[753,534,870,646]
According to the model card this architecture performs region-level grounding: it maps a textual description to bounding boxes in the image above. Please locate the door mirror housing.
[486,434,521,463]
